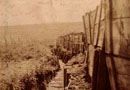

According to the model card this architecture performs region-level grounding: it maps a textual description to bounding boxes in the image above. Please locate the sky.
[0,0,101,26]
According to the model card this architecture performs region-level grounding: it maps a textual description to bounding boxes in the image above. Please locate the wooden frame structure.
[83,0,130,90]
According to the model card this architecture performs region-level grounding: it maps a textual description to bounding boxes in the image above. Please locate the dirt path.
[47,60,65,90]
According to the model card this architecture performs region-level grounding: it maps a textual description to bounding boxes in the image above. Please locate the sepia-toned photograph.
[0,0,130,90]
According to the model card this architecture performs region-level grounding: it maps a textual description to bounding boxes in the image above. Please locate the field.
[0,22,84,46]
[0,22,84,90]
[0,41,61,90]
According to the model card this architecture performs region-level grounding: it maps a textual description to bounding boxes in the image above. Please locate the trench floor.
[47,60,65,90]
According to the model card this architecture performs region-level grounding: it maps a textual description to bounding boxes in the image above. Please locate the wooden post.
[83,16,88,46]
[93,6,98,45]
[64,68,67,90]
[105,0,117,90]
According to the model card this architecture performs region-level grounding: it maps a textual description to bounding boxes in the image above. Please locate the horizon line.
[0,21,83,27]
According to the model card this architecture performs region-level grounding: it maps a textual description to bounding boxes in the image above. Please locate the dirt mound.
[66,53,85,66]
[65,53,91,90]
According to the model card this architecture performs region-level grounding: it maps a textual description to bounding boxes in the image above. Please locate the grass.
[0,41,60,90]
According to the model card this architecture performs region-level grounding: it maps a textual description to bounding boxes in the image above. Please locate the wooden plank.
[93,24,99,46]
[104,0,117,90]
[90,9,97,29]
[100,0,105,21]
[93,4,102,46]
[97,20,105,47]
[96,50,110,90]
[84,13,91,44]
[92,50,100,90]
[108,56,130,90]
[92,50,110,90]
[83,15,88,45]
[88,45,95,78]
[90,9,97,44]
[105,0,130,58]
[106,56,117,90]
[78,33,81,42]
[112,0,130,19]
[105,18,130,58]
[69,33,73,42]
[95,4,102,24]
[93,7,98,45]
[64,69,67,89]
[106,55,130,90]
[95,1,105,48]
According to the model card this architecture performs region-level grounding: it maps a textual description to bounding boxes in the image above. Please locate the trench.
[47,60,65,90]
